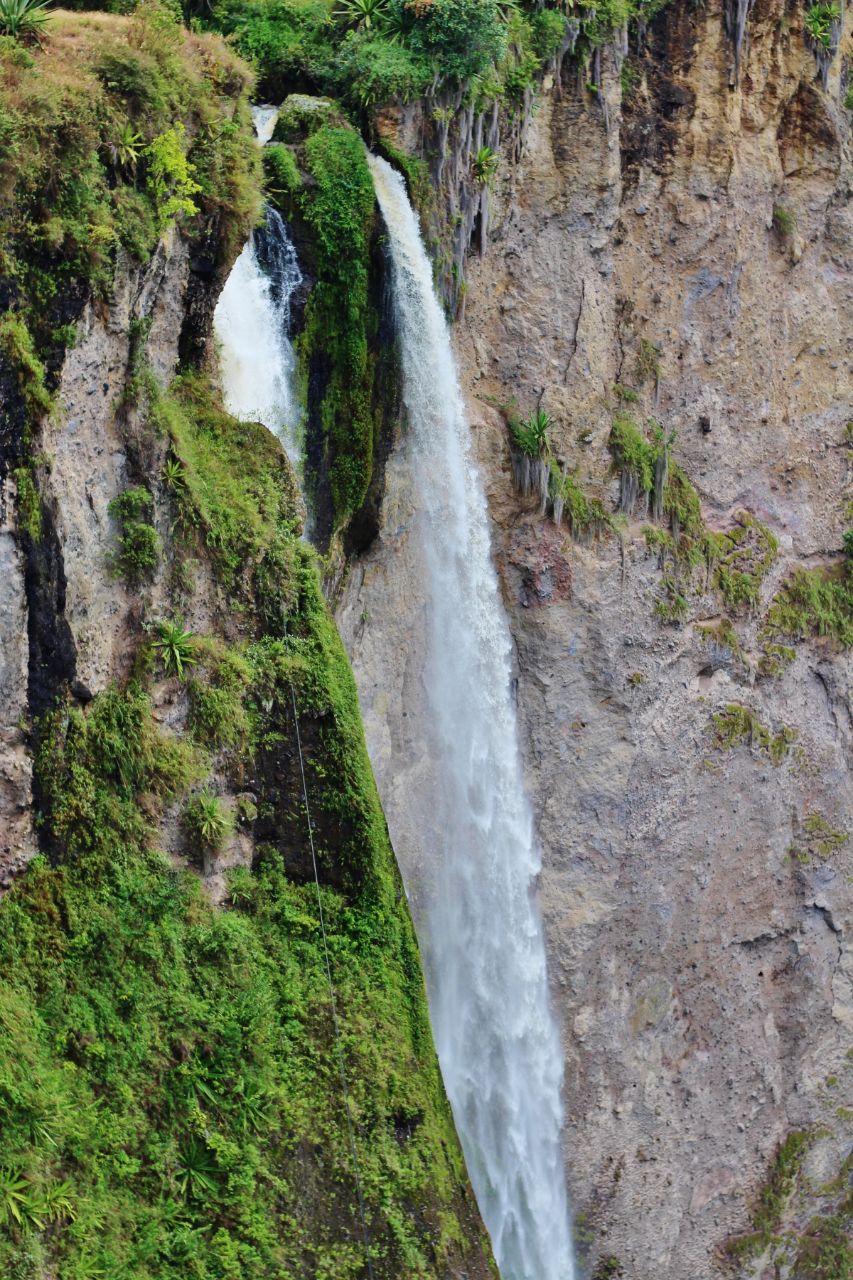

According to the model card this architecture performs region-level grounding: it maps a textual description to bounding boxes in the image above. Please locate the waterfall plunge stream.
[214,204,302,464]
[368,156,574,1280]
[214,132,575,1279]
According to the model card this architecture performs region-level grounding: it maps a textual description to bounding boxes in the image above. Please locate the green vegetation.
[758,641,796,678]
[773,202,796,237]
[183,786,233,855]
[0,313,53,422]
[712,513,778,612]
[153,620,197,679]
[609,412,665,508]
[796,1211,853,1280]
[0,5,259,352]
[277,122,378,530]
[186,643,252,749]
[763,562,853,649]
[728,1136,853,1272]
[108,486,160,586]
[0,0,50,40]
[634,337,661,385]
[511,407,552,457]
[12,464,42,542]
[471,143,498,185]
[505,406,608,537]
[0,378,490,1276]
[709,704,797,766]
[609,415,778,624]
[754,1131,814,1239]
[549,461,611,539]
[203,0,619,114]
[151,373,302,592]
[791,812,850,864]
[261,141,301,209]
[145,122,203,231]
[804,2,838,49]
[593,1258,625,1280]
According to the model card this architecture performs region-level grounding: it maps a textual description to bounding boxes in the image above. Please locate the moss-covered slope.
[0,13,493,1279]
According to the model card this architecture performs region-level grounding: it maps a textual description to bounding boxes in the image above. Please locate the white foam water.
[367,153,575,1280]
[213,205,303,465]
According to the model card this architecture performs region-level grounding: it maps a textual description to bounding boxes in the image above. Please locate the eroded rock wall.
[338,2,853,1274]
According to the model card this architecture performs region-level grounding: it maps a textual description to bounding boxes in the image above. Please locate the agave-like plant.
[111,123,144,176]
[511,408,552,457]
[183,789,232,851]
[153,620,197,680]
[804,1,838,48]
[334,0,387,31]
[174,1139,219,1199]
[0,0,51,40]
[471,145,499,185]
[162,454,187,495]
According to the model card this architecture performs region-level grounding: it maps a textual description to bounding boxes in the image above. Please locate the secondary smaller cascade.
[214,205,303,464]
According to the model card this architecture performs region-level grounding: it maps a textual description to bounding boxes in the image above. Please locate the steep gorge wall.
[0,21,494,1277]
[337,2,853,1275]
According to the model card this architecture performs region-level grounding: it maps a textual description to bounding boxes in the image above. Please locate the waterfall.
[252,103,279,145]
[213,203,302,464]
[367,154,575,1280]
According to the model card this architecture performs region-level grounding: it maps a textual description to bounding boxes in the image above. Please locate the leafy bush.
[332,29,430,107]
[108,486,160,586]
[262,142,301,207]
[146,123,202,230]
[213,0,331,94]
[94,45,171,116]
[0,9,259,358]
[530,7,569,60]
[0,313,53,420]
[400,0,506,82]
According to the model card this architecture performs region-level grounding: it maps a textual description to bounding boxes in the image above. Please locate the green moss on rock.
[0,379,492,1278]
[709,703,797,766]
[763,562,853,649]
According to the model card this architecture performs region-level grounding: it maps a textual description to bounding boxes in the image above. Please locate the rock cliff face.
[0,23,495,1274]
[337,2,853,1275]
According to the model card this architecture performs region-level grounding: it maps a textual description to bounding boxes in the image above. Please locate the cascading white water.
[252,103,279,145]
[367,154,575,1280]
[213,208,303,463]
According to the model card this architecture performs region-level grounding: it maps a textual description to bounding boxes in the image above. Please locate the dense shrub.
[0,4,259,350]
[392,0,505,82]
